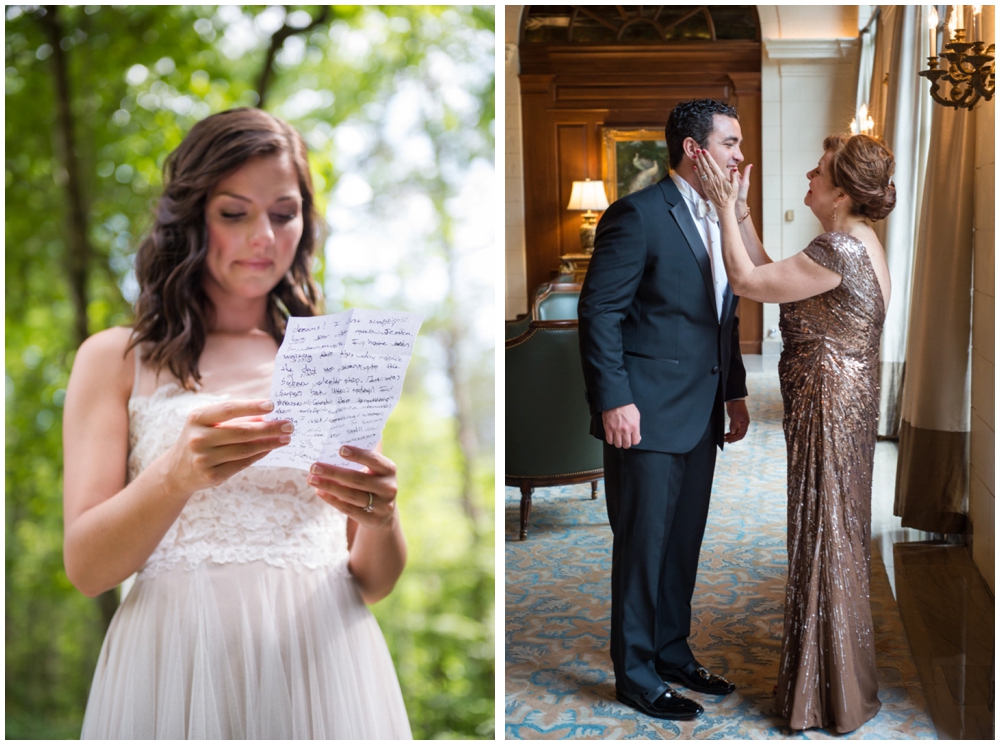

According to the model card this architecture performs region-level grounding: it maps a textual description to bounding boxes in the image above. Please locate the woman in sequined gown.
[62,109,411,738]
[694,133,895,733]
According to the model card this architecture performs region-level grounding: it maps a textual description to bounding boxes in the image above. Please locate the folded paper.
[255,309,423,471]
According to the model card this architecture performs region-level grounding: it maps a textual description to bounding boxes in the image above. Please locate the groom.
[578,99,750,720]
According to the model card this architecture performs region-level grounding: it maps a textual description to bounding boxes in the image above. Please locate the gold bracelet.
[737,207,751,224]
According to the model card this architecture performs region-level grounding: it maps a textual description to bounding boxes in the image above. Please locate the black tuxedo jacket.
[578,176,748,454]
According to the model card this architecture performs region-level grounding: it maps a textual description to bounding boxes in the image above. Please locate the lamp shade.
[567,179,610,211]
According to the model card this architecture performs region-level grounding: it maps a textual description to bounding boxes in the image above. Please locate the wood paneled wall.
[519,41,764,353]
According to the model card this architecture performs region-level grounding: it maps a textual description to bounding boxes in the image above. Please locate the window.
[521,6,760,45]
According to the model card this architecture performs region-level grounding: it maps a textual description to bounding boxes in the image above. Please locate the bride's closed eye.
[220,211,298,223]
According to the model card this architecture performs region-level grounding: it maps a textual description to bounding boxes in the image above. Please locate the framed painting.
[601,128,669,203]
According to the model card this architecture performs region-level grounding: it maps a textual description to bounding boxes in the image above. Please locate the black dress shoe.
[658,661,736,695]
[615,686,704,720]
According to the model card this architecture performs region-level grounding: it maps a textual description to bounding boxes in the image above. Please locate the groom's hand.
[724,399,750,443]
[603,404,641,449]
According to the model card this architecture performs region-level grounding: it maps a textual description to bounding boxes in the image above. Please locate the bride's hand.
[164,400,292,496]
[309,446,398,529]
[693,149,739,212]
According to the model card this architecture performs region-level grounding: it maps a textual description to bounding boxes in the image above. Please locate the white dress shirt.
[669,170,728,321]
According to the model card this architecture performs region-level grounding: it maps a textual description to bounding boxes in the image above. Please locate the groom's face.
[701,114,744,175]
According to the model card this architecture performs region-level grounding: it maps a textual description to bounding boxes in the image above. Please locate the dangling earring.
[832,201,838,223]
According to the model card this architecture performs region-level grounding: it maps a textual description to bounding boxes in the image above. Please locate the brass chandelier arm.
[919,37,994,109]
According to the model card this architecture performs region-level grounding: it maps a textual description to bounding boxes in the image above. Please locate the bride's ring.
[700,174,708,180]
[364,492,375,513]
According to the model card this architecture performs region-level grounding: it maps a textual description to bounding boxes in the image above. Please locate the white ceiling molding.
[764,38,859,60]
[756,5,780,39]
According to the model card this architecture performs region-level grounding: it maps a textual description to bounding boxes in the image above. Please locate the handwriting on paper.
[254,309,422,471]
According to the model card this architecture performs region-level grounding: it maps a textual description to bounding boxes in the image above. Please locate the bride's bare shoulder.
[71,326,136,397]
[76,326,133,358]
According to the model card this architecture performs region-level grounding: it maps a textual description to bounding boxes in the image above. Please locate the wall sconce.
[850,102,875,135]
[919,4,994,109]
[567,178,609,253]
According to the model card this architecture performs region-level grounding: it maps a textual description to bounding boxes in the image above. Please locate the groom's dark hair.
[665,99,739,169]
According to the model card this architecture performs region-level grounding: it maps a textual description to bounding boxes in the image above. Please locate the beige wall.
[758,6,860,352]
[969,7,995,593]
[765,5,859,38]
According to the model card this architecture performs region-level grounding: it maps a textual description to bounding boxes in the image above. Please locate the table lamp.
[567,178,609,252]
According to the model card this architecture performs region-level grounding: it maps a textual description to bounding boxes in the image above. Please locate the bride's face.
[804,150,842,218]
[203,152,303,304]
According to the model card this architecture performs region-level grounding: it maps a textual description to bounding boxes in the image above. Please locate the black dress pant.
[604,414,718,701]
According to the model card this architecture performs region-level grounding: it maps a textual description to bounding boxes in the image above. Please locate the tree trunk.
[435,192,482,538]
[39,5,119,633]
[445,322,481,529]
[420,120,484,542]
[40,6,91,349]
[256,6,331,108]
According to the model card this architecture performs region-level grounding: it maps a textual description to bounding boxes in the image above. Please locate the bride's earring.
[832,201,838,223]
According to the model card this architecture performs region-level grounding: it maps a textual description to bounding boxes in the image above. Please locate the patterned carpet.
[504,368,937,739]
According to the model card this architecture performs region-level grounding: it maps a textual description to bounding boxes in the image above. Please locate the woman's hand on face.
[166,400,292,496]
[693,149,739,211]
[735,162,753,212]
[308,446,398,529]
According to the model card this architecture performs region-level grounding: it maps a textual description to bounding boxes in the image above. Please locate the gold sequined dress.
[775,232,885,733]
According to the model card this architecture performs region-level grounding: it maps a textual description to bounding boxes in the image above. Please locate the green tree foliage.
[5,5,494,739]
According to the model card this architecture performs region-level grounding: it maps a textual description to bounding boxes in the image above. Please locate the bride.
[62,108,412,739]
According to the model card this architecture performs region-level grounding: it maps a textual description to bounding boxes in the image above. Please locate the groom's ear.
[681,137,700,162]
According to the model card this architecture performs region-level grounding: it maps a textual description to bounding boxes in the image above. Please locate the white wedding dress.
[80,353,411,739]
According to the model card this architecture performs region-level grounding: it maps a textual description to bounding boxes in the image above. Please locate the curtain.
[893,97,976,534]
[854,6,880,120]
[866,6,893,136]
[872,5,934,438]
[855,7,877,118]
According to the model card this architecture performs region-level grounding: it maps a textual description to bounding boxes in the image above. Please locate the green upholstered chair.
[532,281,581,321]
[505,319,603,540]
[505,314,532,340]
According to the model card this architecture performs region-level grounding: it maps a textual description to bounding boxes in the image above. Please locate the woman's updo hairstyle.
[129,108,324,389]
[822,133,896,221]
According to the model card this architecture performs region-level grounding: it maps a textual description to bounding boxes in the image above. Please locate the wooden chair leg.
[591,480,598,500]
[519,484,533,541]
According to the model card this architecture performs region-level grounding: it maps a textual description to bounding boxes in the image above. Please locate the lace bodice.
[129,383,349,579]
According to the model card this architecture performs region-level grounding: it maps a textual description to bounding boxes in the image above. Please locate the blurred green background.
[5,5,495,739]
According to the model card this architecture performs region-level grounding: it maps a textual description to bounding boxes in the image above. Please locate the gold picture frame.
[601,128,670,203]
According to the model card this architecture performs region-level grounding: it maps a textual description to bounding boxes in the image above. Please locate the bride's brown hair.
[823,133,896,221]
[128,108,323,389]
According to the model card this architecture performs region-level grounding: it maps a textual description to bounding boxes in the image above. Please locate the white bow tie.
[696,198,717,222]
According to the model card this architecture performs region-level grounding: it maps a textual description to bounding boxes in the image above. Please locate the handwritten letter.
[255,309,422,471]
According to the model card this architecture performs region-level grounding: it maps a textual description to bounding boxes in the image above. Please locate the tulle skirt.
[80,561,412,739]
